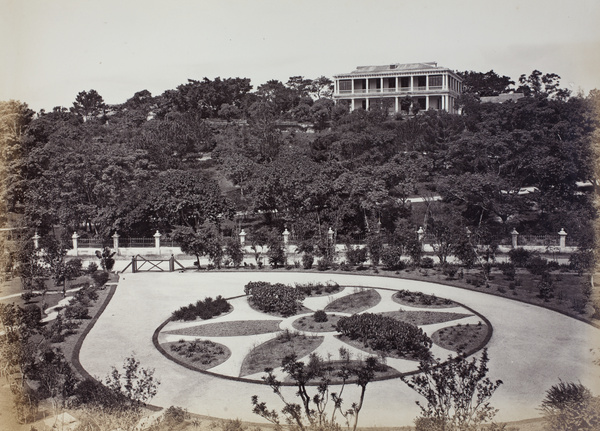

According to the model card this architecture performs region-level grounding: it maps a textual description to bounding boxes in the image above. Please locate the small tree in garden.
[251,353,380,431]
[172,223,223,268]
[16,238,46,291]
[104,354,160,410]
[34,346,78,418]
[266,233,286,268]
[250,226,272,267]
[297,240,315,269]
[402,349,503,431]
[366,233,383,266]
[95,246,116,272]
[43,237,82,296]
[224,237,244,268]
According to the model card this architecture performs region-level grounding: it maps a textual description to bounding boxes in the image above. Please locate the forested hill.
[0,71,598,250]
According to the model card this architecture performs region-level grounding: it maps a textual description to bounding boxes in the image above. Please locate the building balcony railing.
[335,86,451,97]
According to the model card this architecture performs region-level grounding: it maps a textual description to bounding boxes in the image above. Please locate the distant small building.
[333,62,463,114]
[480,93,525,104]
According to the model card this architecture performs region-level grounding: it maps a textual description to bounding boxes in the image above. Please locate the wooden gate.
[121,255,185,273]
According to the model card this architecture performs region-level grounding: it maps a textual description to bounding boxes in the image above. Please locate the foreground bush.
[541,381,600,431]
[171,296,231,321]
[245,281,305,316]
[336,313,431,359]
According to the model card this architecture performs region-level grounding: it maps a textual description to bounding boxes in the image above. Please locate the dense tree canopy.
[1,69,595,251]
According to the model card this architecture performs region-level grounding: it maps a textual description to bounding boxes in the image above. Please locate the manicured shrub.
[316,258,329,271]
[381,245,405,270]
[86,262,98,274]
[171,296,231,321]
[527,255,549,276]
[508,247,531,267]
[336,313,431,359]
[313,310,328,322]
[64,303,90,319]
[345,246,368,266]
[420,257,434,268]
[162,406,188,425]
[244,281,305,316]
[441,263,458,278]
[91,271,109,287]
[498,262,516,280]
[302,253,314,269]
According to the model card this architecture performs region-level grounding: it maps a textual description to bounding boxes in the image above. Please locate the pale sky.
[2,0,600,112]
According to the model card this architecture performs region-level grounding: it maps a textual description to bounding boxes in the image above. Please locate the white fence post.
[154,230,161,255]
[558,228,567,249]
[32,232,40,249]
[511,229,519,248]
[417,226,424,251]
[72,232,79,256]
[113,232,120,255]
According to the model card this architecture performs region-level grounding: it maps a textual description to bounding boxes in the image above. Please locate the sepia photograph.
[1,1,599,430]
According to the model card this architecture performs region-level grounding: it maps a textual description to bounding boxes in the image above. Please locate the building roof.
[353,62,439,73]
[334,62,460,79]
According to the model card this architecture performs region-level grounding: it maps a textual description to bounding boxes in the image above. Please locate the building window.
[400,77,410,88]
[339,80,352,92]
[429,75,443,88]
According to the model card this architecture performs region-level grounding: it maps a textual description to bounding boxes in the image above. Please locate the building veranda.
[333,61,463,114]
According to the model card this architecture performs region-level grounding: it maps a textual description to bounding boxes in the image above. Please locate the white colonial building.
[333,62,463,114]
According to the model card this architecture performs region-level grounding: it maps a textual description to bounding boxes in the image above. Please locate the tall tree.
[71,89,106,121]
[458,70,515,97]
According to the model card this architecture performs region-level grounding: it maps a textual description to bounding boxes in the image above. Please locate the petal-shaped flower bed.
[281,360,400,384]
[164,320,283,337]
[291,313,345,333]
[379,310,472,326]
[325,289,381,313]
[240,331,324,376]
[431,322,489,353]
[392,290,457,308]
[164,339,231,370]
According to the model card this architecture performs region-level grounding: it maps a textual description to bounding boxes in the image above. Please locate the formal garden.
[156,281,491,384]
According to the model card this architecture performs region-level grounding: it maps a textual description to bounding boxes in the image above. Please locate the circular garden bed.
[155,283,492,384]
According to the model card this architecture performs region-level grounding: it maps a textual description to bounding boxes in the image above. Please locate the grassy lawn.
[380,310,473,326]
[240,331,323,376]
[325,288,381,313]
[431,322,489,353]
[165,320,282,337]
[162,339,231,370]
[291,313,345,332]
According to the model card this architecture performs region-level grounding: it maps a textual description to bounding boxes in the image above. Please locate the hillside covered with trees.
[0,70,597,258]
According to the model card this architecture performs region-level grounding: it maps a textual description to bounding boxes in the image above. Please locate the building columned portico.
[333,62,463,114]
